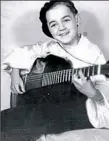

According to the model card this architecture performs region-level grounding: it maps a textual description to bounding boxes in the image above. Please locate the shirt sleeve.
[86,98,109,128]
[91,45,109,105]
[86,44,109,128]
[1,42,49,74]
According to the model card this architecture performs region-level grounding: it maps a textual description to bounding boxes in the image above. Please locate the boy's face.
[46,4,78,45]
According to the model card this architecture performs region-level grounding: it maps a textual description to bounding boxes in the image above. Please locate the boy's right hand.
[11,68,25,94]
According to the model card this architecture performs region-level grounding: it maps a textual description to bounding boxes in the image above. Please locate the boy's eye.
[51,24,56,27]
[64,19,70,22]
[50,23,57,28]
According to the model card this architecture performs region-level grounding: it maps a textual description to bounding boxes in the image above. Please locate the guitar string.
[26,66,97,83]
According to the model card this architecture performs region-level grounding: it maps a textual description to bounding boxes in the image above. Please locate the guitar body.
[15,55,93,129]
[18,55,87,105]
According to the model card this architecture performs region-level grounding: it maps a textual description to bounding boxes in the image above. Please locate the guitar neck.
[25,64,109,91]
[42,65,99,86]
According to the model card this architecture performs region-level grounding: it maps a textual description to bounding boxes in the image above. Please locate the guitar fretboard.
[25,65,101,90]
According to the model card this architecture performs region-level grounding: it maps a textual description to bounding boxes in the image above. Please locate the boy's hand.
[11,68,25,94]
[72,70,103,101]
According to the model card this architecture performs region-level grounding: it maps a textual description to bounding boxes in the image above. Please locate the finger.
[73,81,85,94]
[78,70,85,79]
[94,75,106,83]
[73,74,84,84]
[14,85,23,94]
[20,81,25,93]
[73,79,82,88]
[11,86,18,94]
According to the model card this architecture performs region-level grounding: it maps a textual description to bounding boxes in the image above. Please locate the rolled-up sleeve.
[1,42,48,74]
[86,45,109,128]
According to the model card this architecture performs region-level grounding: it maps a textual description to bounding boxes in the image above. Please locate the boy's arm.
[2,42,46,94]
[10,68,25,94]
[2,42,47,74]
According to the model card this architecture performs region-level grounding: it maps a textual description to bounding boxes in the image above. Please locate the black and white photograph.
[1,0,109,141]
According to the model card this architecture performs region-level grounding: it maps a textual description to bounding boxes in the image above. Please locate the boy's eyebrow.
[49,21,56,25]
[49,15,71,25]
[62,15,71,19]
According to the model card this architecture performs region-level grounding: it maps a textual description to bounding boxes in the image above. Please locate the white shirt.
[2,35,109,128]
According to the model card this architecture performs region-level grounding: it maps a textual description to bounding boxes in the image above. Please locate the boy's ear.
[75,14,81,26]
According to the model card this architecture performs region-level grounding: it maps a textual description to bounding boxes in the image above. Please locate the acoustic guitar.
[23,55,109,92]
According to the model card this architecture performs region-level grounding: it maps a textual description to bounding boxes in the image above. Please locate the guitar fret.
[51,72,53,84]
[54,71,56,84]
[66,70,68,82]
[61,70,63,82]
[60,71,62,83]
[87,67,89,77]
[68,69,70,81]
[64,70,66,82]
[48,73,50,85]
[62,70,65,82]
[58,71,60,83]
[50,72,53,85]
[57,71,59,83]
[61,71,63,82]
[51,72,53,85]
[56,72,58,83]
[55,71,57,84]
[92,66,95,76]
[63,70,65,82]
[49,72,51,85]
[52,72,55,84]
[53,72,55,84]
[97,65,101,75]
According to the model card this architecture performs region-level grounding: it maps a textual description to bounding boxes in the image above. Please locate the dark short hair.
[39,0,78,38]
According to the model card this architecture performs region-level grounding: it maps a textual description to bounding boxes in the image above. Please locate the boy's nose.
[59,23,66,31]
